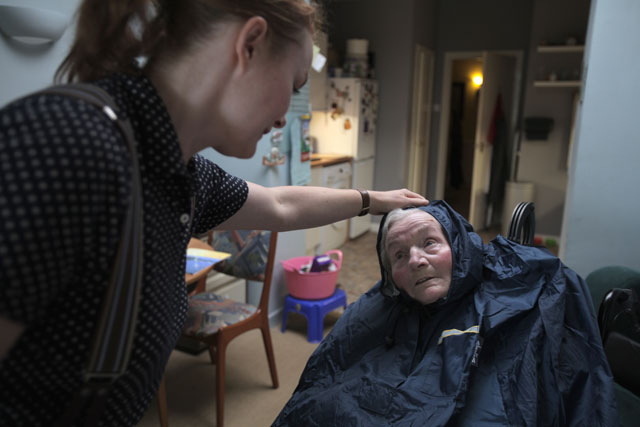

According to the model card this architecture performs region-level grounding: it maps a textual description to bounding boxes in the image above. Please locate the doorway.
[406,44,435,196]
[436,51,523,231]
[443,58,482,218]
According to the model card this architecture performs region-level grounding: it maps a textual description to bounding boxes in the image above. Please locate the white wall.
[561,0,640,276]
[328,0,437,197]
[428,0,534,196]
[413,0,437,48]
[426,0,592,236]
[0,0,80,107]
[518,0,590,236]
[330,0,414,193]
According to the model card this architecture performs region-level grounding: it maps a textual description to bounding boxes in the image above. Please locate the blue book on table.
[185,248,231,274]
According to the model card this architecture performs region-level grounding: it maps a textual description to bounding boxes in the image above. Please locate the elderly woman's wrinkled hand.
[368,189,429,215]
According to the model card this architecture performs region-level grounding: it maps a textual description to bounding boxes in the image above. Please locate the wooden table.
[310,153,353,168]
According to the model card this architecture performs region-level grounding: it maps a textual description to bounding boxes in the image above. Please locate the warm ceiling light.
[472,73,483,88]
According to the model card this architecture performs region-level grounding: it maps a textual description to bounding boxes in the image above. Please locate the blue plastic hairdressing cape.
[274,201,618,426]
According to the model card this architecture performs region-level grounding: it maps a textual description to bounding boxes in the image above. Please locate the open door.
[468,52,516,230]
[406,45,434,195]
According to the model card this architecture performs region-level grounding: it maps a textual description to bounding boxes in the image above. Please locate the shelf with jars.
[533,41,584,88]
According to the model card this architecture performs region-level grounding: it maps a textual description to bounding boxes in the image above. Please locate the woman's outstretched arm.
[216,182,429,231]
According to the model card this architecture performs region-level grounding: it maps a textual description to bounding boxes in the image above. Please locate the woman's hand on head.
[368,189,429,215]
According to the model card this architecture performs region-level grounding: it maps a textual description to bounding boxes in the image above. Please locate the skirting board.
[269,306,284,329]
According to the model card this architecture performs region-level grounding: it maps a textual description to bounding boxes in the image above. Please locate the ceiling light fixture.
[0,5,70,45]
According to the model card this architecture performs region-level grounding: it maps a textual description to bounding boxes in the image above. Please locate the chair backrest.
[208,230,278,311]
[585,265,640,426]
[258,232,278,313]
[586,266,640,314]
[507,202,535,245]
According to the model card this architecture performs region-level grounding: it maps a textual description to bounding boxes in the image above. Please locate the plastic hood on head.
[274,200,618,427]
[376,200,485,308]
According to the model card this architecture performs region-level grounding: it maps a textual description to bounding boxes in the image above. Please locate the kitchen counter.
[310,153,353,168]
[306,154,353,255]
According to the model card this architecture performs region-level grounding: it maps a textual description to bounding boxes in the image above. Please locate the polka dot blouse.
[0,73,249,426]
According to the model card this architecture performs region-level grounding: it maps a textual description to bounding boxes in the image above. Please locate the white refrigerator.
[310,78,378,238]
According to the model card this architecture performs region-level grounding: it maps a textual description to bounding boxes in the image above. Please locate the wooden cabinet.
[305,158,352,256]
[305,166,324,256]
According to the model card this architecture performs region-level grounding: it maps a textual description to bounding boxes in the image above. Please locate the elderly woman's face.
[386,210,452,305]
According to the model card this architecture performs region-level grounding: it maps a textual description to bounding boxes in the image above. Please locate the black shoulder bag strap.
[31,83,144,427]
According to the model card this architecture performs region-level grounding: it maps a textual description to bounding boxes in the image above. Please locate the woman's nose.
[409,247,428,268]
[274,116,287,128]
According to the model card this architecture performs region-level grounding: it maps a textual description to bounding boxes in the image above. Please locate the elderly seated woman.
[274,201,618,426]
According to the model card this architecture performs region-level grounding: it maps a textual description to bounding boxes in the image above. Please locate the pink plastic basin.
[282,250,342,300]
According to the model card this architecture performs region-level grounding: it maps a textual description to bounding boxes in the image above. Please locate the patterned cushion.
[209,230,271,280]
[183,292,257,336]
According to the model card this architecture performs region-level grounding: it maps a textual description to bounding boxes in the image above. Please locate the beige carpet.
[335,231,381,303]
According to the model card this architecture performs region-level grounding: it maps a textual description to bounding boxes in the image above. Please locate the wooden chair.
[507,201,535,245]
[157,230,279,427]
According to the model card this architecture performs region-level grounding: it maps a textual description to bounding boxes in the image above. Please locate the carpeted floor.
[335,230,381,303]
[137,312,343,427]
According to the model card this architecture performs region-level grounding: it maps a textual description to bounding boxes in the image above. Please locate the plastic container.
[310,254,334,272]
[282,250,342,300]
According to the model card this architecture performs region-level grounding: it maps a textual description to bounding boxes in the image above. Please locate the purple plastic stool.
[281,288,347,343]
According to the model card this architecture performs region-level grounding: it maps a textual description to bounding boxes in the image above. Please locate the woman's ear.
[234,16,268,72]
